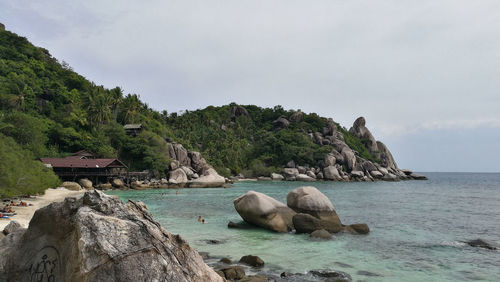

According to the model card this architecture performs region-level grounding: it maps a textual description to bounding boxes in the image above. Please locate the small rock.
[271,173,284,180]
[344,223,370,235]
[466,239,500,250]
[239,275,268,282]
[309,269,351,281]
[310,229,333,240]
[357,270,383,277]
[220,266,246,280]
[239,255,265,267]
[61,181,81,191]
[219,257,232,264]
[204,239,224,245]
[410,173,428,180]
[78,178,93,189]
[227,221,250,229]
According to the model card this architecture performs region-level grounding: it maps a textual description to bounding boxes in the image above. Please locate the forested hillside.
[0,25,391,196]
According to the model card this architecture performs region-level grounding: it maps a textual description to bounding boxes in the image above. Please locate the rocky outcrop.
[289,111,303,123]
[272,116,290,130]
[323,166,342,181]
[167,142,226,188]
[230,105,250,119]
[2,221,21,236]
[234,191,296,232]
[0,190,222,282]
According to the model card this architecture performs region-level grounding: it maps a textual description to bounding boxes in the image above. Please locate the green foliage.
[339,127,379,163]
[0,26,381,185]
[0,134,60,198]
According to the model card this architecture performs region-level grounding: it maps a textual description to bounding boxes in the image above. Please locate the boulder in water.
[465,239,500,250]
[234,191,296,232]
[310,229,333,240]
[239,255,265,267]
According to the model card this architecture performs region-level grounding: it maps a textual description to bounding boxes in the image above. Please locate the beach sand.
[0,188,85,230]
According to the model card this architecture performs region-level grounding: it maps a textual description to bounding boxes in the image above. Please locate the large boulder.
[271,173,284,180]
[234,191,296,232]
[188,168,225,188]
[296,174,315,182]
[167,142,191,167]
[168,168,188,184]
[283,168,299,180]
[0,190,222,282]
[239,255,264,267]
[341,147,356,172]
[323,166,342,181]
[230,105,250,119]
[289,111,303,123]
[2,221,22,235]
[189,151,210,175]
[78,179,93,189]
[286,186,342,232]
[376,141,398,169]
[310,229,333,240]
[272,116,290,130]
[324,153,336,167]
[349,117,379,153]
[111,178,124,188]
[61,181,81,191]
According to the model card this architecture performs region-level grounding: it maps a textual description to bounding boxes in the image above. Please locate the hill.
[0,24,422,196]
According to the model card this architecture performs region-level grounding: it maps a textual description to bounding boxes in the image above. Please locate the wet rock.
[228,221,251,229]
[239,255,265,267]
[344,223,370,235]
[0,190,223,281]
[293,213,342,234]
[220,266,246,280]
[240,275,268,282]
[219,257,232,264]
[309,269,351,281]
[234,191,296,232]
[410,173,428,180]
[465,239,500,250]
[310,229,333,240]
[199,252,210,259]
[357,270,383,277]
[204,239,224,245]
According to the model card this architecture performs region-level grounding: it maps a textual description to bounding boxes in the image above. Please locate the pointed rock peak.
[353,117,366,128]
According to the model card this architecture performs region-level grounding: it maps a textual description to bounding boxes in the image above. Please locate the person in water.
[198,216,202,222]
[202,219,206,224]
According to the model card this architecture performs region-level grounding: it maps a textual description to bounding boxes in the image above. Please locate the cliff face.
[0,190,223,282]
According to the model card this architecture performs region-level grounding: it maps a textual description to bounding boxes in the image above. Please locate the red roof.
[40,156,126,168]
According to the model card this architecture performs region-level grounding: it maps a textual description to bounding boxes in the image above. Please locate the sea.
[107,172,500,281]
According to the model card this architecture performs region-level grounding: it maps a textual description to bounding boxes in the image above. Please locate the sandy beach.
[0,188,85,230]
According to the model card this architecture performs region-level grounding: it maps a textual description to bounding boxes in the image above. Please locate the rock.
[287,186,334,213]
[378,167,389,175]
[297,166,307,174]
[234,191,296,232]
[199,252,210,259]
[220,266,245,280]
[362,161,378,172]
[283,168,299,180]
[357,270,383,277]
[271,173,284,180]
[78,178,93,189]
[313,132,324,145]
[204,239,224,245]
[239,255,265,267]
[370,171,383,178]
[296,174,315,182]
[188,168,226,188]
[324,153,336,167]
[382,173,398,181]
[465,239,500,250]
[169,168,188,184]
[310,229,333,240]
[272,116,290,130]
[167,142,191,167]
[316,172,324,179]
[169,160,179,170]
[410,173,428,180]
[111,178,124,188]
[227,221,251,229]
[401,169,413,175]
[306,171,316,178]
[376,141,398,170]
[61,181,81,191]
[131,181,148,190]
[292,213,342,234]
[309,270,351,281]
[257,176,272,181]
[344,223,370,234]
[349,117,379,153]
[341,147,356,172]
[219,257,232,264]
[323,166,342,180]
[2,221,22,235]
[181,166,195,178]
[0,190,223,281]
[289,111,303,123]
[323,119,337,136]
[350,170,364,178]
[189,151,210,175]
[230,105,250,119]
[286,160,296,168]
[191,173,199,179]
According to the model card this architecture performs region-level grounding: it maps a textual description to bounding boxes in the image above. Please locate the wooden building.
[40,153,127,182]
[124,124,143,136]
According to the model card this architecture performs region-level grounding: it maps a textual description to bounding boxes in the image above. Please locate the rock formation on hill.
[166,142,226,188]
[0,190,223,282]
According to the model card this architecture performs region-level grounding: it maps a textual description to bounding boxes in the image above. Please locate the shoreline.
[0,187,85,230]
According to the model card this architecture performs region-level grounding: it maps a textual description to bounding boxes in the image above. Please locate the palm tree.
[82,86,112,128]
[121,94,142,124]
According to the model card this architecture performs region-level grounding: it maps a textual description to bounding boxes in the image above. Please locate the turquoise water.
[107,173,500,281]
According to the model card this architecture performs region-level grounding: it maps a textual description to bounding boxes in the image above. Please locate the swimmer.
[198,216,202,222]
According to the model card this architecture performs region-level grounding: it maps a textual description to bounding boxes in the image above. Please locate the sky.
[1,0,499,172]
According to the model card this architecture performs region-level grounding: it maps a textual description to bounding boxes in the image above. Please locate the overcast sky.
[1,0,499,172]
